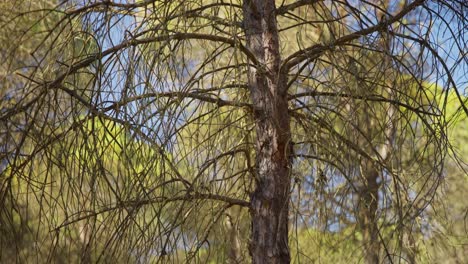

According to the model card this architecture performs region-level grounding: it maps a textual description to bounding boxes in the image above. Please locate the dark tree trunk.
[358,161,380,264]
[356,107,381,264]
[242,0,291,263]
[352,74,383,264]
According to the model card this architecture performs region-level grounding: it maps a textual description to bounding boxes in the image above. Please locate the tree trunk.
[79,221,93,264]
[358,109,380,264]
[243,1,291,263]
[225,213,242,264]
[358,161,380,264]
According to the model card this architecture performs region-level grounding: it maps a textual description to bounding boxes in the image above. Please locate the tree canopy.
[1,0,467,263]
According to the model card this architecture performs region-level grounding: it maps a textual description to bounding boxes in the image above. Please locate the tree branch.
[281,0,426,71]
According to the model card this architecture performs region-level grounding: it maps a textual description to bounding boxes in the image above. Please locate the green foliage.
[422,90,468,263]
[1,0,466,263]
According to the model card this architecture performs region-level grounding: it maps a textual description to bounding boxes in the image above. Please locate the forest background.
[0,0,467,263]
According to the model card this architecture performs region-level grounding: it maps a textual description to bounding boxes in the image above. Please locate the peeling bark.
[242,0,292,263]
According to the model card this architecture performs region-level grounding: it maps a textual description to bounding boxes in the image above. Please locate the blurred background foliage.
[0,0,466,263]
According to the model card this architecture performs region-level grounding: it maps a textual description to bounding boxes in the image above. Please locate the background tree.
[0,0,95,261]
[1,0,466,263]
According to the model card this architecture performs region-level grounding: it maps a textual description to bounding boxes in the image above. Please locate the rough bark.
[242,0,292,263]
